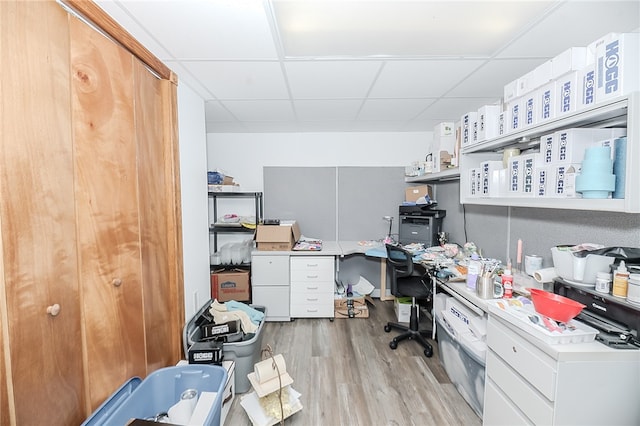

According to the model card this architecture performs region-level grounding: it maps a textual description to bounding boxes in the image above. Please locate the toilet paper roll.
[534,267,558,283]
[254,354,287,384]
[168,389,198,424]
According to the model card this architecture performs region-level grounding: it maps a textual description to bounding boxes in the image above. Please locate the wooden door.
[69,16,147,410]
[134,61,184,371]
[0,1,86,425]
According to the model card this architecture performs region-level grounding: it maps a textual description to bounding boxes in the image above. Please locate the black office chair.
[383,243,434,358]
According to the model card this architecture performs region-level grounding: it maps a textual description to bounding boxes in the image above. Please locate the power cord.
[260,344,285,426]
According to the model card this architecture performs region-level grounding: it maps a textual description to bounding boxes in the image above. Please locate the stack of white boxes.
[432,121,457,172]
[461,32,637,200]
[534,128,627,198]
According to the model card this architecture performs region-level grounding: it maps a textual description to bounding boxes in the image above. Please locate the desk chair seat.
[383,243,433,358]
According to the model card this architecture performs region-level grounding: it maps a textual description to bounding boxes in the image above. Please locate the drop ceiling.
[95,0,640,133]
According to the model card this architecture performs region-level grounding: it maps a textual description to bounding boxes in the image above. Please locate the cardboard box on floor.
[334,296,373,319]
[255,220,301,251]
[405,185,433,202]
[211,269,250,302]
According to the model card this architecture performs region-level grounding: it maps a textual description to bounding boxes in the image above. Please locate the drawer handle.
[307,309,318,312]
[307,275,319,279]
[307,263,318,267]
[512,346,517,353]
[307,298,318,301]
[307,286,319,290]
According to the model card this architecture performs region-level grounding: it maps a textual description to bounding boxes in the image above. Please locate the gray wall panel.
[509,207,640,269]
[263,166,336,240]
[337,167,406,241]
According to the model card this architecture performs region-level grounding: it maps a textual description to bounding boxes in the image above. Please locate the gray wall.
[264,167,640,289]
[436,181,640,269]
[264,166,405,241]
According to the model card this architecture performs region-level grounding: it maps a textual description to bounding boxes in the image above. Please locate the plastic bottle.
[466,254,481,292]
[612,261,630,298]
[595,272,612,294]
[502,269,513,299]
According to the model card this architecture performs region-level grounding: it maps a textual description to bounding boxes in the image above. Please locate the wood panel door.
[0,1,86,425]
[134,61,183,371]
[69,16,147,410]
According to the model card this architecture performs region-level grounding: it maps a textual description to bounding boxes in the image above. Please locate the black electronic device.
[263,219,280,225]
[554,278,640,349]
[398,207,446,247]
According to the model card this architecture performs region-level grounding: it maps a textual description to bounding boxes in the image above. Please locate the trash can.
[82,364,227,426]
[184,299,266,394]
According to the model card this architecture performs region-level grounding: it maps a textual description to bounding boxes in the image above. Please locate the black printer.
[398,205,445,247]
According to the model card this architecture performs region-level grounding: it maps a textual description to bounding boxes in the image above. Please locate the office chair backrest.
[385,243,414,279]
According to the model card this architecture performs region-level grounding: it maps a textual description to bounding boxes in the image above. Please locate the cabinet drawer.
[487,316,557,400]
[290,289,332,304]
[486,350,553,426]
[251,255,289,286]
[290,280,334,293]
[483,378,534,426]
[290,268,334,283]
[290,256,334,272]
[290,301,333,318]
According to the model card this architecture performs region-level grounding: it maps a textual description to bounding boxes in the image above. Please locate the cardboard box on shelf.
[405,185,433,202]
[255,220,301,251]
[334,296,370,319]
[211,269,250,302]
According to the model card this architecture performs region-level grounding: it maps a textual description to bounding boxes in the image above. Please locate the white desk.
[337,241,394,301]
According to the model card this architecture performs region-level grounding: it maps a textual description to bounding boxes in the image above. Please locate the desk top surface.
[252,241,385,257]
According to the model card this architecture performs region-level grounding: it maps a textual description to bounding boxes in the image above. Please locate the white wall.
[177,84,211,321]
[207,131,433,192]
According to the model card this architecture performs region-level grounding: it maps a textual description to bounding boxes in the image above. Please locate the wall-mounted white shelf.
[405,168,460,183]
[459,92,639,213]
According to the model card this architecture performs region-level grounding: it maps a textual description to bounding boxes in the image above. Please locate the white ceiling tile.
[294,100,363,121]
[271,0,554,57]
[98,0,639,133]
[95,1,172,59]
[285,61,382,98]
[414,98,502,124]
[497,1,640,58]
[359,99,434,121]
[370,60,485,98]
[204,101,237,122]
[221,100,295,121]
[114,0,278,60]
[183,61,289,99]
[448,59,546,97]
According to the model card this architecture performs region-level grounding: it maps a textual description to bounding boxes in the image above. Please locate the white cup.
[525,255,543,276]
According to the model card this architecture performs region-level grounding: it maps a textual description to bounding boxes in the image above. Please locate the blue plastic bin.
[83,364,227,426]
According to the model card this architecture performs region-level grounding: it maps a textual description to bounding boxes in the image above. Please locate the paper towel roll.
[534,267,558,283]
[254,354,287,384]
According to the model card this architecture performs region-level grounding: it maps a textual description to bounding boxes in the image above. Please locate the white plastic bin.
[436,295,487,418]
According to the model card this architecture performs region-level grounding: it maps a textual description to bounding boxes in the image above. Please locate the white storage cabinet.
[289,256,335,319]
[250,254,290,321]
[483,313,640,426]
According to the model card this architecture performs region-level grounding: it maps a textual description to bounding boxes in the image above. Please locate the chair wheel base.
[384,325,391,332]
[389,340,398,350]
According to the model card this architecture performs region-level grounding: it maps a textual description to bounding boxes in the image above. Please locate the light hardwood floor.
[226,299,482,426]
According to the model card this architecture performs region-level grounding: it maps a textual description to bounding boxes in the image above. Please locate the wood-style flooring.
[226,298,482,426]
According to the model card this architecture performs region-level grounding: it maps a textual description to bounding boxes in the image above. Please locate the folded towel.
[225,300,265,325]
[210,300,257,334]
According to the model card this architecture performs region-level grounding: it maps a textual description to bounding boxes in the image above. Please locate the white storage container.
[436,299,486,418]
